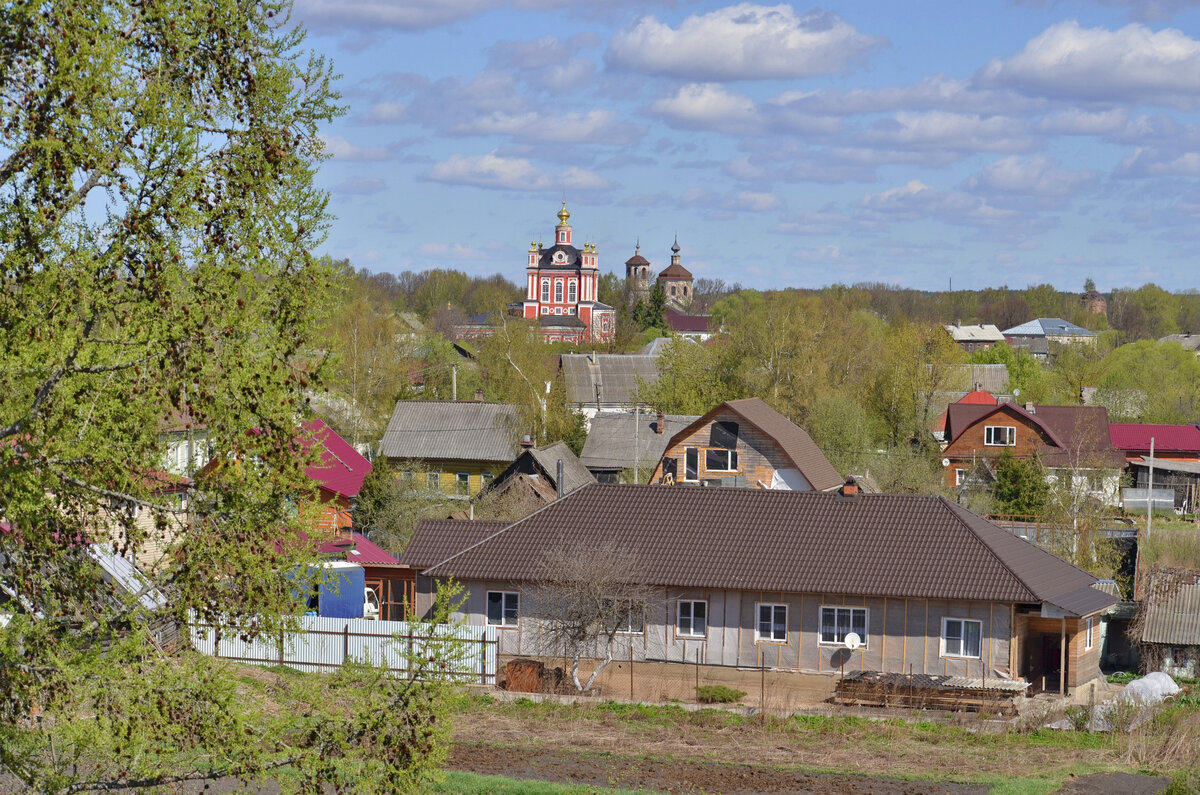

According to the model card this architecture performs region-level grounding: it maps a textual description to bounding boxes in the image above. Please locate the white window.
[756,603,787,643]
[568,280,577,303]
[541,306,549,315]
[487,591,519,627]
[1085,617,1094,650]
[941,617,982,659]
[683,447,699,481]
[820,606,867,646]
[425,472,440,490]
[677,600,707,637]
[481,472,494,488]
[559,231,566,243]
[705,448,738,472]
[984,425,1016,446]
[955,468,966,486]
[603,597,645,634]
[554,280,563,302]
[541,279,550,303]
[455,472,470,494]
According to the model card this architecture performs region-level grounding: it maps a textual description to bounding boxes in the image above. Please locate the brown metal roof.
[424,485,1110,611]
[665,398,842,492]
[658,262,693,279]
[945,403,1121,468]
[401,519,509,569]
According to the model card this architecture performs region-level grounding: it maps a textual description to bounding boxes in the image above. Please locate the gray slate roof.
[562,353,662,406]
[1160,333,1200,352]
[1143,583,1200,645]
[580,412,699,472]
[526,441,596,494]
[1003,318,1095,337]
[422,485,1114,613]
[379,401,519,464]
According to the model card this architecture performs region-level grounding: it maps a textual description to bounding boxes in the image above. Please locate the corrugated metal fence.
[189,615,497,683]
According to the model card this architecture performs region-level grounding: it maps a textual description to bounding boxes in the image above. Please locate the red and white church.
[508,203,615,344]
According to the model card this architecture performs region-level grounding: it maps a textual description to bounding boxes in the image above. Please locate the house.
[302,418,373,532]
[931,390,999,445]
[378,401,519,496]
[1002,318,1096,355]
[508,202,615,344]
[159,407,211,477]
[412,483,1116,695]
[1135,567,1200,679]
[579,410,699,483]
[1110,423,1200,463]
[318,531,414,621]
[1159,333,1200,356]
[945,323,1005,353]
[941,403,1123,501]
[648,398,841,492]
[664,307,713,341]
[561,352,662,419]
[477,440,596,507]
[1126,458,1200,513]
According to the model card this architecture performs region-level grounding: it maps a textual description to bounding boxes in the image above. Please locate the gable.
[943,404,1056,456]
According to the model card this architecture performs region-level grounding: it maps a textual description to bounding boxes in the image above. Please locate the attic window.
[985,426,1016,446]
[710,420,739,449]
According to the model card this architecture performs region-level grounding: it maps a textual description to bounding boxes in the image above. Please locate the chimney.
[656,410,665,434]
[521,434,534,450]
[1024,402,1035,413]
[474,388,484,401]
[839,476,859,497]
[556,459,565,499]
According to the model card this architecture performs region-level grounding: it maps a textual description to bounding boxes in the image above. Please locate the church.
[509,202,616,344]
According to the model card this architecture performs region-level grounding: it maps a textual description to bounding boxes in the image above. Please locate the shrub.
[1108,671,1137,685]
[695,685,746,703]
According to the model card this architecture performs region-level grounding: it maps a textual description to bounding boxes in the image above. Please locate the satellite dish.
[844,632,862,651]
[942,458,950,468]
[1013,388,1020,397]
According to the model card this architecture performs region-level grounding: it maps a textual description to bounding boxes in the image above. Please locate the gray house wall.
[430,579,1016,679]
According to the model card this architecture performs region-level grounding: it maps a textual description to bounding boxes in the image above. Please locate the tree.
[530,540,650,692]
[634,337,739,415]
[0,2,455,790]
[633,281,666,331]
[992,454,1050,517]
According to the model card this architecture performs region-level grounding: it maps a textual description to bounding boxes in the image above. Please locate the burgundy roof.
[666,398,842,492]
[664,308,711,334]
[402,519,510,569]
[319,532,400,565]
[625,253,650,266]
[1110,423,1200,453]
[303,418,372,499]
[946,403,1121,468]
[423,485,1112,614]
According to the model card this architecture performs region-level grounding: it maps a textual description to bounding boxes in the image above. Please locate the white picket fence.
[189,615,497,683]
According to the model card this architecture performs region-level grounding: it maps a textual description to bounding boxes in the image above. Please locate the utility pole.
[452,364,458,401]
[1147,437,1155,537]
[633,402,640,484]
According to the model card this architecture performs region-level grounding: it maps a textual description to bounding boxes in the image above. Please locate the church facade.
[625,236,694,311]
[509,203,615,344]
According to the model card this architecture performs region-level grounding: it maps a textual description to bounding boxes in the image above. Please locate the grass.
[432,770,650,794]
[1139,526,1200,568]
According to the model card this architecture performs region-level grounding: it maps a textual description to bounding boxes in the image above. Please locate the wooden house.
[411,484,1115,696]
[648,398,842,492]
[477,440,596,508]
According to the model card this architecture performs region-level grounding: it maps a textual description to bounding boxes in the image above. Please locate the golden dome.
[556,201,570,225]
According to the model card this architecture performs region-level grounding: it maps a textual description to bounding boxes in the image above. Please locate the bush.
[695,685,746,704]
[1108,671,1138,685]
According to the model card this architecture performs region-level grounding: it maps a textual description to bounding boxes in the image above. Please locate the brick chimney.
[474,388,485,401]
[839,476,859,497]
[656,410,665,434]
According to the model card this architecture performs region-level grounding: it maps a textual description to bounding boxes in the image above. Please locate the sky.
[293,0,1200,292]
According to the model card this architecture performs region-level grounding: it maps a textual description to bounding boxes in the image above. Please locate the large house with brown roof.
[649,398,842,492]
[942,402,1123,503]
[411,483,1115,695]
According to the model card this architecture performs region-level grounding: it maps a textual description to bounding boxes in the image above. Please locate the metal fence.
[189,615,498,683]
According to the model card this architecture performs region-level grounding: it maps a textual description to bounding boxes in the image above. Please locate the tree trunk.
[580,649,614,693]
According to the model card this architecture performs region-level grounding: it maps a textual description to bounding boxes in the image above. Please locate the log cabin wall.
[942,407,1056,487]
[650,408,810,489]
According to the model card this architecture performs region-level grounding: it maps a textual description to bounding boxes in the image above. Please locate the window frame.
[568,279,577,303]
[676,599,708,638]
[1085,616,1094,651]
[425,471,441,490]
[455,472,470,494]
[486,590,519,627]
[819,606,868,647]
[955,468,966,486]
[704,447,739,473]
[683,447,699,482]
[940,617,983,659]
[554,280,563,302]
[540,279,550,303]
[755,603,788,643]
[984,425,1016,446]
[603,597,645,635]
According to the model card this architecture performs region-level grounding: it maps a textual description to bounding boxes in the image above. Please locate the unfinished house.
[1134,567,1200,679]
[412,483,1115,696]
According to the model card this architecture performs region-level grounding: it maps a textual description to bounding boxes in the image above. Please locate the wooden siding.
[649,408,810,490]
[942,407,1055,488]
[390,459,504,496]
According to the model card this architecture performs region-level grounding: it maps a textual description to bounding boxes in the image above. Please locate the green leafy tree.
[992,454,1051,517]
[1097,339,1200,423]
[968,342,1048,402]
[634,337,740,415]
[0,2,456,790]
[633,281,666,331]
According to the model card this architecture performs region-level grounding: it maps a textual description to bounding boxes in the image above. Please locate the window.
[455,472,470,494]
[603,597,645,634]
[487,591,519,627]
[481,472,494,488]
[756,603,787,642]
[684,447,699,481]
[568,280,577,303]
[568,306,576,314]
[820,606,867,646]
[677,600,707,637]
[955,468,966,486]
[541,279,550,303]
[541,306,549,314]
[941,617,982,658]
[705,448,738,472]
[984,425,1016,446]
[1085,617,1094,650]
[554,280,563,302]
[426,471,440,490]
[559,231,566,243]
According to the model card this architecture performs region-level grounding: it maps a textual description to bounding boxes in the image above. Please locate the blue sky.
[294,0,1200,292]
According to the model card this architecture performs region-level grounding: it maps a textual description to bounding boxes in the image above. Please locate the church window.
[670,285,677,296]
[541,279,550,302]
[568,280,577,303]
[555,280,563,302]
[559,231,566,243]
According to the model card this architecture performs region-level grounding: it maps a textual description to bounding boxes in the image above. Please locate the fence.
[189,615,498,683]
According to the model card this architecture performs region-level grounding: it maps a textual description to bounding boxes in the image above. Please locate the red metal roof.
[959,391,998,405]
[1109,423,1200,453]
[303,418,372,498]
[318,532,400,565]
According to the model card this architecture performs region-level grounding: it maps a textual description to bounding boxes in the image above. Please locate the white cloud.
[977,21,1200,108]
[488,35,598,92]
[678,187,783,212]
[606,4,884,81]
[426,152,613,191]
[649,84,761,134]
[415,242,490,259]
[1037,108,1128,135]
[857,180,1021,227]
[770,76,1038,117]
[773,209,851,235]
[358,102,407,124]
[964,155,1096,197]
[1115,147,1200,177]
[865,111,1034,154]
[320,134,391,161]
[451,110,642,145]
